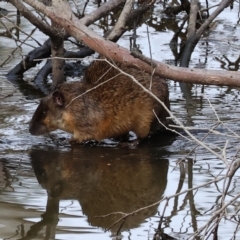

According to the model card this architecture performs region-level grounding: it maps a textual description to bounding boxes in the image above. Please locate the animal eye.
[42,111,46,115]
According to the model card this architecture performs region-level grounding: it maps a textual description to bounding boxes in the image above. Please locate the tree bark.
[7,38,52,78]
[107,0,134,41]
[80,0,125,26]
[50,31,65,88]
[7,0,125,79]
[23,0,240,87]
[8,0,57,37]
[50,0,65,88]
[188,0,199,39]
[180,0,231,67]
[34,47,94,94]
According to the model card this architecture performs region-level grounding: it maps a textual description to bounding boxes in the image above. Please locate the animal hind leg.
[133,121,151,139]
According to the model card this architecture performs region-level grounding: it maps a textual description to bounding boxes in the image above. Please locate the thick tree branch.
[180,0,231,67]
[132,51,240,87]
[105,0,154,42]
[51,0,65,88]
[7,38,52,78]
[196,0,231,37]
[8,0,57,38]
[23,0,240,87]
[188,0,199,38]
[107,0,134,41]
[7,0,124,80]
[80,0,125,26]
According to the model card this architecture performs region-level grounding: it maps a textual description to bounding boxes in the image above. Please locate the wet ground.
[1,1,240,240]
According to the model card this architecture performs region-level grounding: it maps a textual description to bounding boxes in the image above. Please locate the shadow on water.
[6,75,46,100]
[23,146,170,239]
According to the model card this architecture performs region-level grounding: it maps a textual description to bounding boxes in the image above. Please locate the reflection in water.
[2,1,240,239]
[28,146,169,238]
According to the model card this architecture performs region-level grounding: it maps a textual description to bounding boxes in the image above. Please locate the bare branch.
[188,0,199,38]
[80,0,125,26]
[107,0,134,41]
[21,0,240,87]
[196,0,231,37]
[8,0,57,38]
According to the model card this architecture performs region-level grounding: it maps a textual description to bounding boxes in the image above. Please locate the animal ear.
[52,91,64,107]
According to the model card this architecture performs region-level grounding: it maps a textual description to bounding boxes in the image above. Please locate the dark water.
[1,1,240,240]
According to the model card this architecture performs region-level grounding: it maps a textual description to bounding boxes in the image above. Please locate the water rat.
[29,59,171,143]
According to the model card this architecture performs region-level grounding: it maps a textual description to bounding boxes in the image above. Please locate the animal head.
[29,91,66,135]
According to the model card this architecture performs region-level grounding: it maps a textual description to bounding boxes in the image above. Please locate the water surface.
[0,1,240,239]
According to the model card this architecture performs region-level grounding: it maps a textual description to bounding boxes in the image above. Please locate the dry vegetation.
[1,0,240,239]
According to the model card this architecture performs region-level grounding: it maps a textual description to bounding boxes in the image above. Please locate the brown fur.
[29,60,171,143]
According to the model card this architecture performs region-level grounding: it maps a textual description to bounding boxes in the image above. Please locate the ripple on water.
[1,2,240,239]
